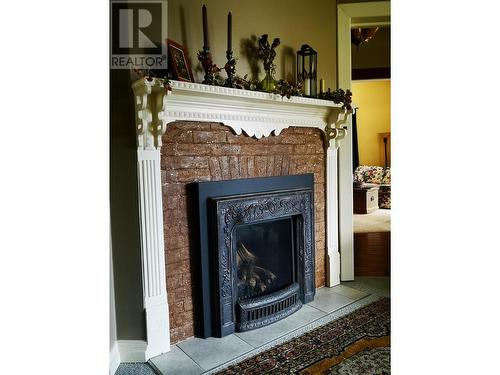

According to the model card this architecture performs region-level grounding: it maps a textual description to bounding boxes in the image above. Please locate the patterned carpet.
[114,363,157,375]
[215,298,390,375]
[115,362,158,375]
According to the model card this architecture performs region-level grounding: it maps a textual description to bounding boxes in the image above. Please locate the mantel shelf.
[132,78,350,149]
[133,79,345,108]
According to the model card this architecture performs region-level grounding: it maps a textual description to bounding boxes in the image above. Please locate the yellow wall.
[168,0,337,89]
[351,80,391,166]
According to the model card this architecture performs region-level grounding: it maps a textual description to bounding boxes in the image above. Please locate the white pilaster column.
[133,79,170,359]
[337,115,354,281]
[325,145,340,286]
[324,110,350,286]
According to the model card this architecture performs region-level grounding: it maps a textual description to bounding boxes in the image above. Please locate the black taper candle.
[202,4,209,49]
[227,12,232,53]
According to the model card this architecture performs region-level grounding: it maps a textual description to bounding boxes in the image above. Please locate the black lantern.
[297,44,317,98]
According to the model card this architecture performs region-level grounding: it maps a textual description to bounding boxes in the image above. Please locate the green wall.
[168,0,338,89]
[110,69,146,341]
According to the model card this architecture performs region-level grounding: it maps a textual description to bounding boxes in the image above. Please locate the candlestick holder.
[197,47,220,85]
[224,50,237,88]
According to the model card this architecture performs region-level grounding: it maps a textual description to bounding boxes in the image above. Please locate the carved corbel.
[133,78,170,150]
[134,80,152,150]
[325,108,352,149]
[156,88,171,148]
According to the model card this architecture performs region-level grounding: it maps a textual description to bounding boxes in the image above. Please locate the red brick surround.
[160,122,327,343]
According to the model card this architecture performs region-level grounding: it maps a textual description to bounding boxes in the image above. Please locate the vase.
[259,69,276,92]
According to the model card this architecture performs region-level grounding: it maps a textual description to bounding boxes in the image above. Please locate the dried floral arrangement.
[258,34,280,73]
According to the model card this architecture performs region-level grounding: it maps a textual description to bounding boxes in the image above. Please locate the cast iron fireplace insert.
[193,174,315,338]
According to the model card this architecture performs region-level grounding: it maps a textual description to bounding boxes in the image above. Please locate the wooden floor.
[354,232,390,277]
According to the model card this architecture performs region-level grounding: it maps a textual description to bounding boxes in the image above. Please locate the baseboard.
[117,340,148,363]
[110,343,121,375]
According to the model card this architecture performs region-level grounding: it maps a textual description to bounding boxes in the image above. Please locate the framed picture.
[166,39,193,82]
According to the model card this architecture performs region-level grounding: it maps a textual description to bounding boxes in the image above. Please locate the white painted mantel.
[128,78,351,361]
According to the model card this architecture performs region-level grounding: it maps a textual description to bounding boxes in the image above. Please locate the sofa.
[354,165,391,209]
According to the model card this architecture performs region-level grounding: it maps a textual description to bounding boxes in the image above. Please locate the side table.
[353,185,379,214]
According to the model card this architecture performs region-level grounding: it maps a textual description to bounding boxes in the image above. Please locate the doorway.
[336,1,390,280]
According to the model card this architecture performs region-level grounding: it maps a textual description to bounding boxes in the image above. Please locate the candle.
[304,78,311,96]
[227,12,232,52]
[320,78,325,94]
[202,4,209,49]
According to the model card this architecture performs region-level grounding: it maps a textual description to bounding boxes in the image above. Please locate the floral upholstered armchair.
[354,165,391,209]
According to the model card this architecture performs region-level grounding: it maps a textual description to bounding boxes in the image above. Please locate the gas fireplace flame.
[237,242,278,299]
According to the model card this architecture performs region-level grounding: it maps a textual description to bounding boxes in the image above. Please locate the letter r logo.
[112,2,162,54]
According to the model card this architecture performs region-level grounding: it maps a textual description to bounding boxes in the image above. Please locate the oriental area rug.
[216,298,390,375]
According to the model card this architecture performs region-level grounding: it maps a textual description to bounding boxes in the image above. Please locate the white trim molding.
[110,343,120,375]
[117,340,148,363]
[130,78,352,360]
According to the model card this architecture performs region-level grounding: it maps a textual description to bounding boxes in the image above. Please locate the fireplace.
[124,78,348,358]
[194,174,315,338]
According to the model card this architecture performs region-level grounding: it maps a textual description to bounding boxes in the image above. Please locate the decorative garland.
[319,88,352,110]
[272,79,302,99]
[133,68,172,92]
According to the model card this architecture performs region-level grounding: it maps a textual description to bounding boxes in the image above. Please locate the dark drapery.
[352,111,360,173]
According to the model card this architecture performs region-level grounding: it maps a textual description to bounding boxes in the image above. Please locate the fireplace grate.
[245,294,297,321]
[236,283,302,332]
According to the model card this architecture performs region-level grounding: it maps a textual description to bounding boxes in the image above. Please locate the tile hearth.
[125,279,387,375]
